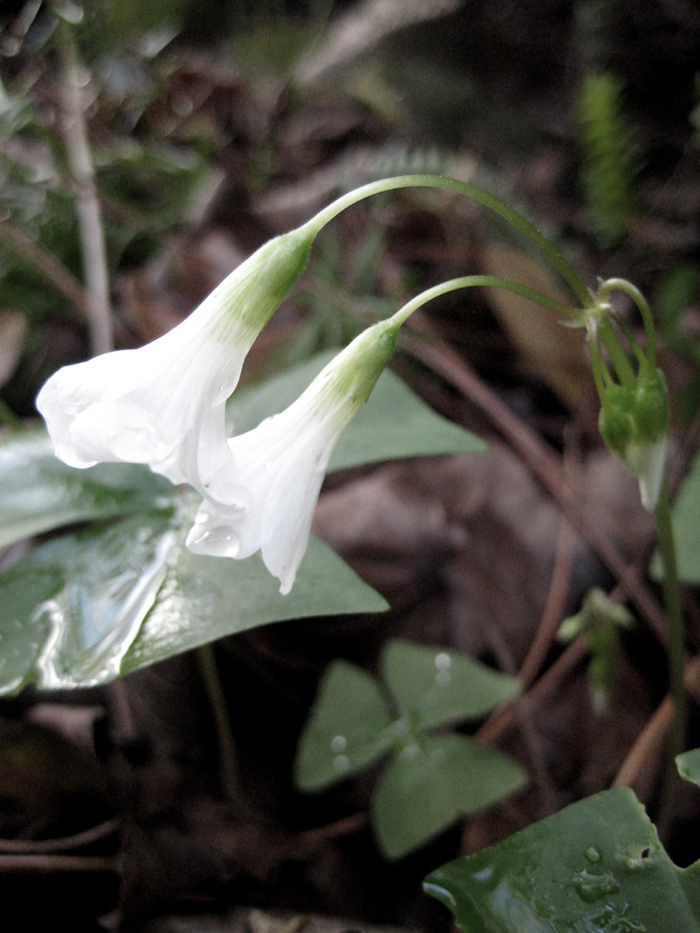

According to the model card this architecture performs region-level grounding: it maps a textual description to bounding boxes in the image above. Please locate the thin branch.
[57,24,112,355]
[0,854,120,873]
[0,215,89,315]
[518,516,577,687]
[0,818,120,855]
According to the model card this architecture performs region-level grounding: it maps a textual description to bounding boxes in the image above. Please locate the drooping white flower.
[36,224,315,494]
[186,317,401,593]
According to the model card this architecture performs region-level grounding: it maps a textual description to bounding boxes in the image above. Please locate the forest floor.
[2,1,700,930]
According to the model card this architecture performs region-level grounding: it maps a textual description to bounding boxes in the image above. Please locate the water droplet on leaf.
[330,735,347,753]
[572,868,620,903]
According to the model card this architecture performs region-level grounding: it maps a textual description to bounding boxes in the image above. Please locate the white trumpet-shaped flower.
[186,317,401,593]
[36,225,315,494]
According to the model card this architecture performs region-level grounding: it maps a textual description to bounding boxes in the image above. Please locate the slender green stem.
[655,479,686,755]
[598,278,657,369]
[654,477,686,834]
[589,340,612,402]
[302,174,593,308]
[197,644,244,806]
[389,275,580,328]
[611,313,648,371]
[597,318,637,388]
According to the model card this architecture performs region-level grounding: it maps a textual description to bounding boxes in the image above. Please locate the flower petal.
[185,317,401,592]
[37,224,316,495]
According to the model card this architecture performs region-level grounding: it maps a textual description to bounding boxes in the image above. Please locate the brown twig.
[0,215,89,316]
[519,515,577,687]
[0,854,120,873]
[57,24,112,355]
[613,654,700,792]
[0,817,121,855]
[477,636,589,746]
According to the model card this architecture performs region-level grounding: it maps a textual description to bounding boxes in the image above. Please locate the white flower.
[36,224,315,494]
[186,317,401,593]
[624,436,667,512]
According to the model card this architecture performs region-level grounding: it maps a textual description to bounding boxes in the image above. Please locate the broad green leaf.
[228,350,486,471]
[381,640,522,733]
[125,520,388,675]
[677,748,700,788]
[0,509,177,691]
[651,449,700,583]
[424,787,700,933]
[0,427,175,549]
[0,502,388,694]
[294,660,396,792]
[372,734,528,860]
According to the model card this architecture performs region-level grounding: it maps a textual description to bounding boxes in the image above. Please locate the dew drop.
[436,670,451,687]
[188,525,240,558]
[585,845,602,863]
[333,754,349,773]
[572,869,619,903]
[435,652,451,671]
[330,735,347,753]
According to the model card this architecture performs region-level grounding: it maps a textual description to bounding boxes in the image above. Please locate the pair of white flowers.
[37,220,400,594]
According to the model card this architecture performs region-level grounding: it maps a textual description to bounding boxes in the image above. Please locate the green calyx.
[325,319,400,410]
[598,368,669,459]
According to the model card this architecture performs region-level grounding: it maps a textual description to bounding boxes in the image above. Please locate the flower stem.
[304,174,593,308]
[197,644,244,806]
[654,476,687,835]
[655,478,687,756]
[597,318,637,388]
[597,278,657,369]
[389,275,579,328]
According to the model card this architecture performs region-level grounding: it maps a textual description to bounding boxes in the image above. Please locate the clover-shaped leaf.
[294,639,526,859]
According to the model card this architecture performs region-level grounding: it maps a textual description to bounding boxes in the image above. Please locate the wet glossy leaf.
[0,509,177,691]
[228,350,486,471]
[124,517,388,676]
[0,502,387,694]
[294,660,396,792]
[381,639,522,732]
[373,734,528,860]
[0,427,175,549]
[677,748,700,789]
[424,787,700,933]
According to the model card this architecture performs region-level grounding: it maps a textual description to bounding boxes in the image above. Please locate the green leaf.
[0,509,177,691]
[125,517,388,676]
[0,427,175,549]
[657,449,700,583]
[228,350,486,471]
[373,734,528,860]
[293,660,396,792]
[381,639,522,732]
[0,502,388,694]
[424,787,700,933]
[677,748,700,788]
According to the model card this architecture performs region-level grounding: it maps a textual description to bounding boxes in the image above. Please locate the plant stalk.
[57,23,113,355]
[304,174,593,309]
[654,476,686,834]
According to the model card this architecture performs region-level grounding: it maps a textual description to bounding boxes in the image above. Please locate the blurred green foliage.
[577,71,639,247]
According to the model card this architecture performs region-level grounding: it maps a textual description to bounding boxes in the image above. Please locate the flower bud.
[597,368,669,511]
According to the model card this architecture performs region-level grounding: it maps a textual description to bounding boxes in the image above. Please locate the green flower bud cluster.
[598,368,669,463]
[588,281,669,511]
